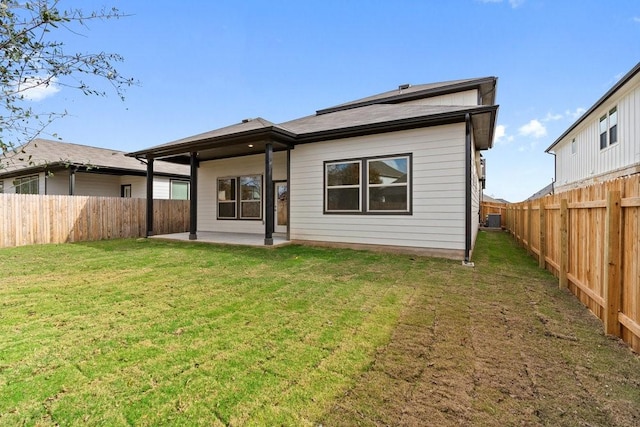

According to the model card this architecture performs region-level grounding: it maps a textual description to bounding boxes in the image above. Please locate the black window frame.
[324,153,412,215]
[217,175,263,220]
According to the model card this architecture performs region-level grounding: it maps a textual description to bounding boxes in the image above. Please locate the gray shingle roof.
[281,104,483,136]
[0,138,189,177]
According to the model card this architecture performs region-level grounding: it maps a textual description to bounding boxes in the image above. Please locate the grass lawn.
[1,232,639,426]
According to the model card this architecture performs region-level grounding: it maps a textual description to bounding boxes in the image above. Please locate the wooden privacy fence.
[504,175,640,353]
[0,194,190,248]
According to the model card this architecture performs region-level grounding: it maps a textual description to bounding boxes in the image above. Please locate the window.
[240,175,262,219]
[368,157,409,212]
[324,154,411,214]
[170,180,190,200]
[571,138,576,155]
[0,181,3,193]
[599,115,608,149]
[326,161,360,212]
[218,178,236,219]
[121,184,132,198]
[217,175,262,220]
[13,175,39,194]
[600,107,618,149]
[609,107,618,145]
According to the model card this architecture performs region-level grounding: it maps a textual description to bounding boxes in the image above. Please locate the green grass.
[3,234,639,426]
[0,239,452,426]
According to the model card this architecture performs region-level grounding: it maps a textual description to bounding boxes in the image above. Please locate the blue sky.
[24,0,640,202]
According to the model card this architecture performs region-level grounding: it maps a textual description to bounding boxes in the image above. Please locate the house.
[128,77,499,261]
[0,138,190,198]
[546,62,640,192]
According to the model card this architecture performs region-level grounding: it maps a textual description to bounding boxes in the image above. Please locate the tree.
[0,0,135,157]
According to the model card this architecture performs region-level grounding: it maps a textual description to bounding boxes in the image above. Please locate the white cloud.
[565,107,586,120]
[543,112,563,122]
[18,76,60,101]
[518,119,547,138]
[634,16,640,23]
[477,0,524,6]
[494,124,515,145]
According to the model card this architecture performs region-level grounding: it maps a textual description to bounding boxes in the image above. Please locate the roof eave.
[297,105,499,145]
[126,126,296,160]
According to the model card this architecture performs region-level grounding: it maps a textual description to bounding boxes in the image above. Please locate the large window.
[170,180,190,200]
[600,106,618,150]
[13,175,39,194]
[325,154,411,214]
[217,175,262,220]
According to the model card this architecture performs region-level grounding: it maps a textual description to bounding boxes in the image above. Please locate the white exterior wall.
[45,170,70,194]
[197,152,287,233]
[553,74,640,190]
[290,124,467,252]
[121,175,147,198]
[403,90,478,107]
[74,172,120,196]
[470,142,481,254]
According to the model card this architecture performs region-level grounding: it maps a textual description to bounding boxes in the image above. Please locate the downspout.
[464,113,472,265]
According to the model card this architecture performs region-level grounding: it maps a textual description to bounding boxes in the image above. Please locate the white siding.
[470,142,481,255]
[553,73,640,189]
[403,90,478,107]
[290,124,467,252]
[46,170,70,194]
[74,172,120,197]
[197,152,287,233]
[121,175,147,198]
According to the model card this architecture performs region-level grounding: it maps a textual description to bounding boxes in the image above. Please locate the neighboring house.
[546,62,640,192]
[128,77,499,261]
[525,182,554,201]
[0,138,190,198]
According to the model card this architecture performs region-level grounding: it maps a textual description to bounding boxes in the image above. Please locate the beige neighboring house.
[0,138,190,199]
[129,77,499,261]
[546,62,640,192]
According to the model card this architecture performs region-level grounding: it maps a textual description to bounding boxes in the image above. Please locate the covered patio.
[150,231,290,247]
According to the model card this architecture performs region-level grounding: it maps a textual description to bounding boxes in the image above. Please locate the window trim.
[217,175,263,220]
[324,153,412,215]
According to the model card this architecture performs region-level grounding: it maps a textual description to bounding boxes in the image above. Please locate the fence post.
[539,199,546,269]
[559,198,569,289]
[527,201,533,255]
[603,190,622,337]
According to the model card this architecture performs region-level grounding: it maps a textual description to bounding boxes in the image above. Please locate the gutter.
[464,113,473,265]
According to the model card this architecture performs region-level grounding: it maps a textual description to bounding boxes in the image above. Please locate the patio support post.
[286,146,291,241]
[264,142,274,245]
[189,152,198,240]
[146,156,154,237]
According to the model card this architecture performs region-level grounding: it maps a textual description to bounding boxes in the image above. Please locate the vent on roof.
[398,83,411,91]
[242,118,252,123]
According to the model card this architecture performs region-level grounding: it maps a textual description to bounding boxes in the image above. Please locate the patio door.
[274,181,288,233]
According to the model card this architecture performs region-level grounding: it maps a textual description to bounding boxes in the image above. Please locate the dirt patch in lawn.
[320,231,640,426]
